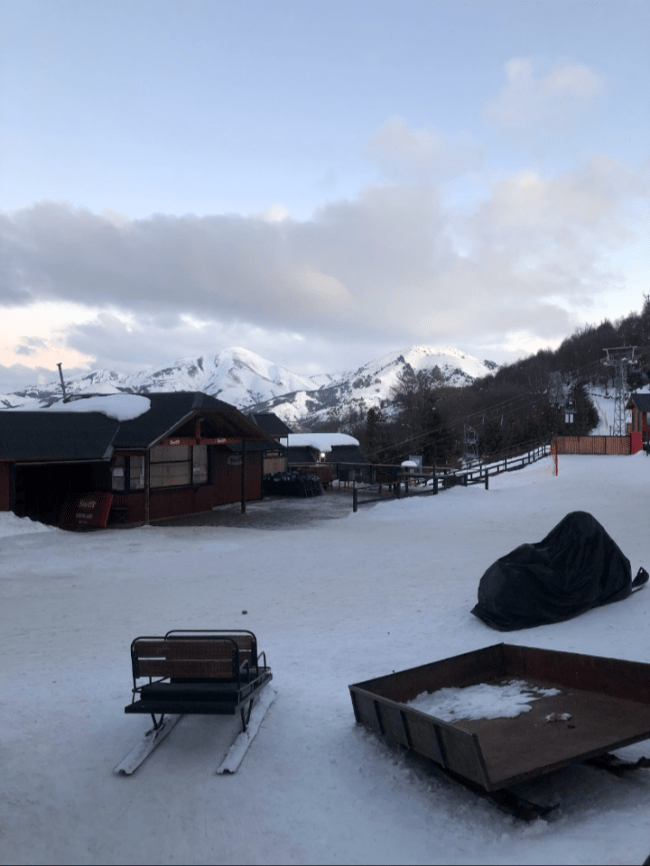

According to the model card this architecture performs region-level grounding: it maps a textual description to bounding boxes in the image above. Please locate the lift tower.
[603,347,636,436]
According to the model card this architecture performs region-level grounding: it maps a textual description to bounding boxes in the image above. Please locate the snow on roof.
[286,432,359,452]
[44,394,151,422]
[401,460,418,467]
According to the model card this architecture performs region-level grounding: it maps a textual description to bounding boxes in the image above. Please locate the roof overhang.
[13,457,112,467]
[147,407,269,450]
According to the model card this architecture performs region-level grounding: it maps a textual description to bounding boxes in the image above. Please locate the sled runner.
[115,629,273,775]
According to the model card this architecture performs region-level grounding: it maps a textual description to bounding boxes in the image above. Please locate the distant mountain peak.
[1,344,498,426]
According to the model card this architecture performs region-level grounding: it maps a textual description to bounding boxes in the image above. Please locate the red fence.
[554,436,631,455]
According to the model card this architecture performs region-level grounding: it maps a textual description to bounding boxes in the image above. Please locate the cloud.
[460,155,645,276]
[366,117,482,181]
[0,135,645,391]
[484,57,603,140]
[0,361,89,395]
[13,336,48,357]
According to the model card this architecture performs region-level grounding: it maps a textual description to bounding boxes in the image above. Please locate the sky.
[1,0,649,393]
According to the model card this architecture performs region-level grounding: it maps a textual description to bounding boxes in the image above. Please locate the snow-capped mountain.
[1,348,319,412]
[0,345,498,427]
[247,346,498,428]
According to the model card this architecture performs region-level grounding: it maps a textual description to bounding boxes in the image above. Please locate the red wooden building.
[0,392,277,527]
[627,393,650,448]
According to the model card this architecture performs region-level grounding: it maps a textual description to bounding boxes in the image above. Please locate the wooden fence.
[554,435,631,455]
[349,443,551,512]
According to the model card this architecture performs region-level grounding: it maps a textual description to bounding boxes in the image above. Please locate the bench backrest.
[131,630,258,681]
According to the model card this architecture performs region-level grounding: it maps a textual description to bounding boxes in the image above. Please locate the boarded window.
[111,455,125,491]
[129,455,145,490]
[192,445,208,483]
[150,445,191,463]
[150,461,191,488]
[149,444,207,489]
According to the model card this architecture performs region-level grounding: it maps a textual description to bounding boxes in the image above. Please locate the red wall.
[109,447,262,523]
[149,485,214,521]
[0,463,10,510]
[211,449,262,506]
[630,431,643,454]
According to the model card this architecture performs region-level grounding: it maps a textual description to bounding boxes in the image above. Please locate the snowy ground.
[2,453,650,865]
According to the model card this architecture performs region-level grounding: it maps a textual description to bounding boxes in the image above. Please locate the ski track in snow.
[1,453,650,864]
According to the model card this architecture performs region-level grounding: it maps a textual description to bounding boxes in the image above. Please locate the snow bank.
[0,511,55,538]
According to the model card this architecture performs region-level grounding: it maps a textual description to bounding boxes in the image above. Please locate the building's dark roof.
[0,392,268,461]
[0,412,119,461]
[228,440,286,454]
[628,393,650,413]
[326,444,368,464]
[248,413,293,437]
[287,443,368,465]
[113,392,268,448]
[286,446,316,464]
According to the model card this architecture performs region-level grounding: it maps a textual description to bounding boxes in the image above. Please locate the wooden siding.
[628,408,650,437]
[263,455,288,474]
[0,463,11,510]
[149,485,214,520]
[555,435,632,455]
[211,448,262,506]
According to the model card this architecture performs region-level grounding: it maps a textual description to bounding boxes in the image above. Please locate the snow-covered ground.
[2,453,650,865]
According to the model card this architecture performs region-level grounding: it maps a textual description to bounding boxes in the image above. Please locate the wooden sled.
[115,629,273,775]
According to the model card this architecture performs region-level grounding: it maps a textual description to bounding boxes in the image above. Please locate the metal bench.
[125,629,272,733]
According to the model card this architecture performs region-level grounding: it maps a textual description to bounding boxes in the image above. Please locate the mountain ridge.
[0,344,498,427]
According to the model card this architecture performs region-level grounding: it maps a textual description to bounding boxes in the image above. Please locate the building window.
[149,445,209,488]
[111,455,146,491]
[129,455,145,489]
[112,456,126,491]
[193,445,208,483]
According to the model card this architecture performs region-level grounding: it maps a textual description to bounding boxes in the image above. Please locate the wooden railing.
[349,443,551,512]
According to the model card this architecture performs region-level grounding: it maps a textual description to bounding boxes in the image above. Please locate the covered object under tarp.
[471,511,647,631]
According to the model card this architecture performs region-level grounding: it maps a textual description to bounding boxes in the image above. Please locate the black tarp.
[471,511,647,631]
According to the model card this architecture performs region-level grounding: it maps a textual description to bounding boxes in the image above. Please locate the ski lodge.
[0,392,279,528]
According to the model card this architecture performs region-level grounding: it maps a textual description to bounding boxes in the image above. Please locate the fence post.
[353,488,358,513]
[485,472,489,490]
[433,475,438,495]
[397,481,401,499]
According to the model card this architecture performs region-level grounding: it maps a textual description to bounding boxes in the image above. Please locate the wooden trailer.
[349,643,650,818]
